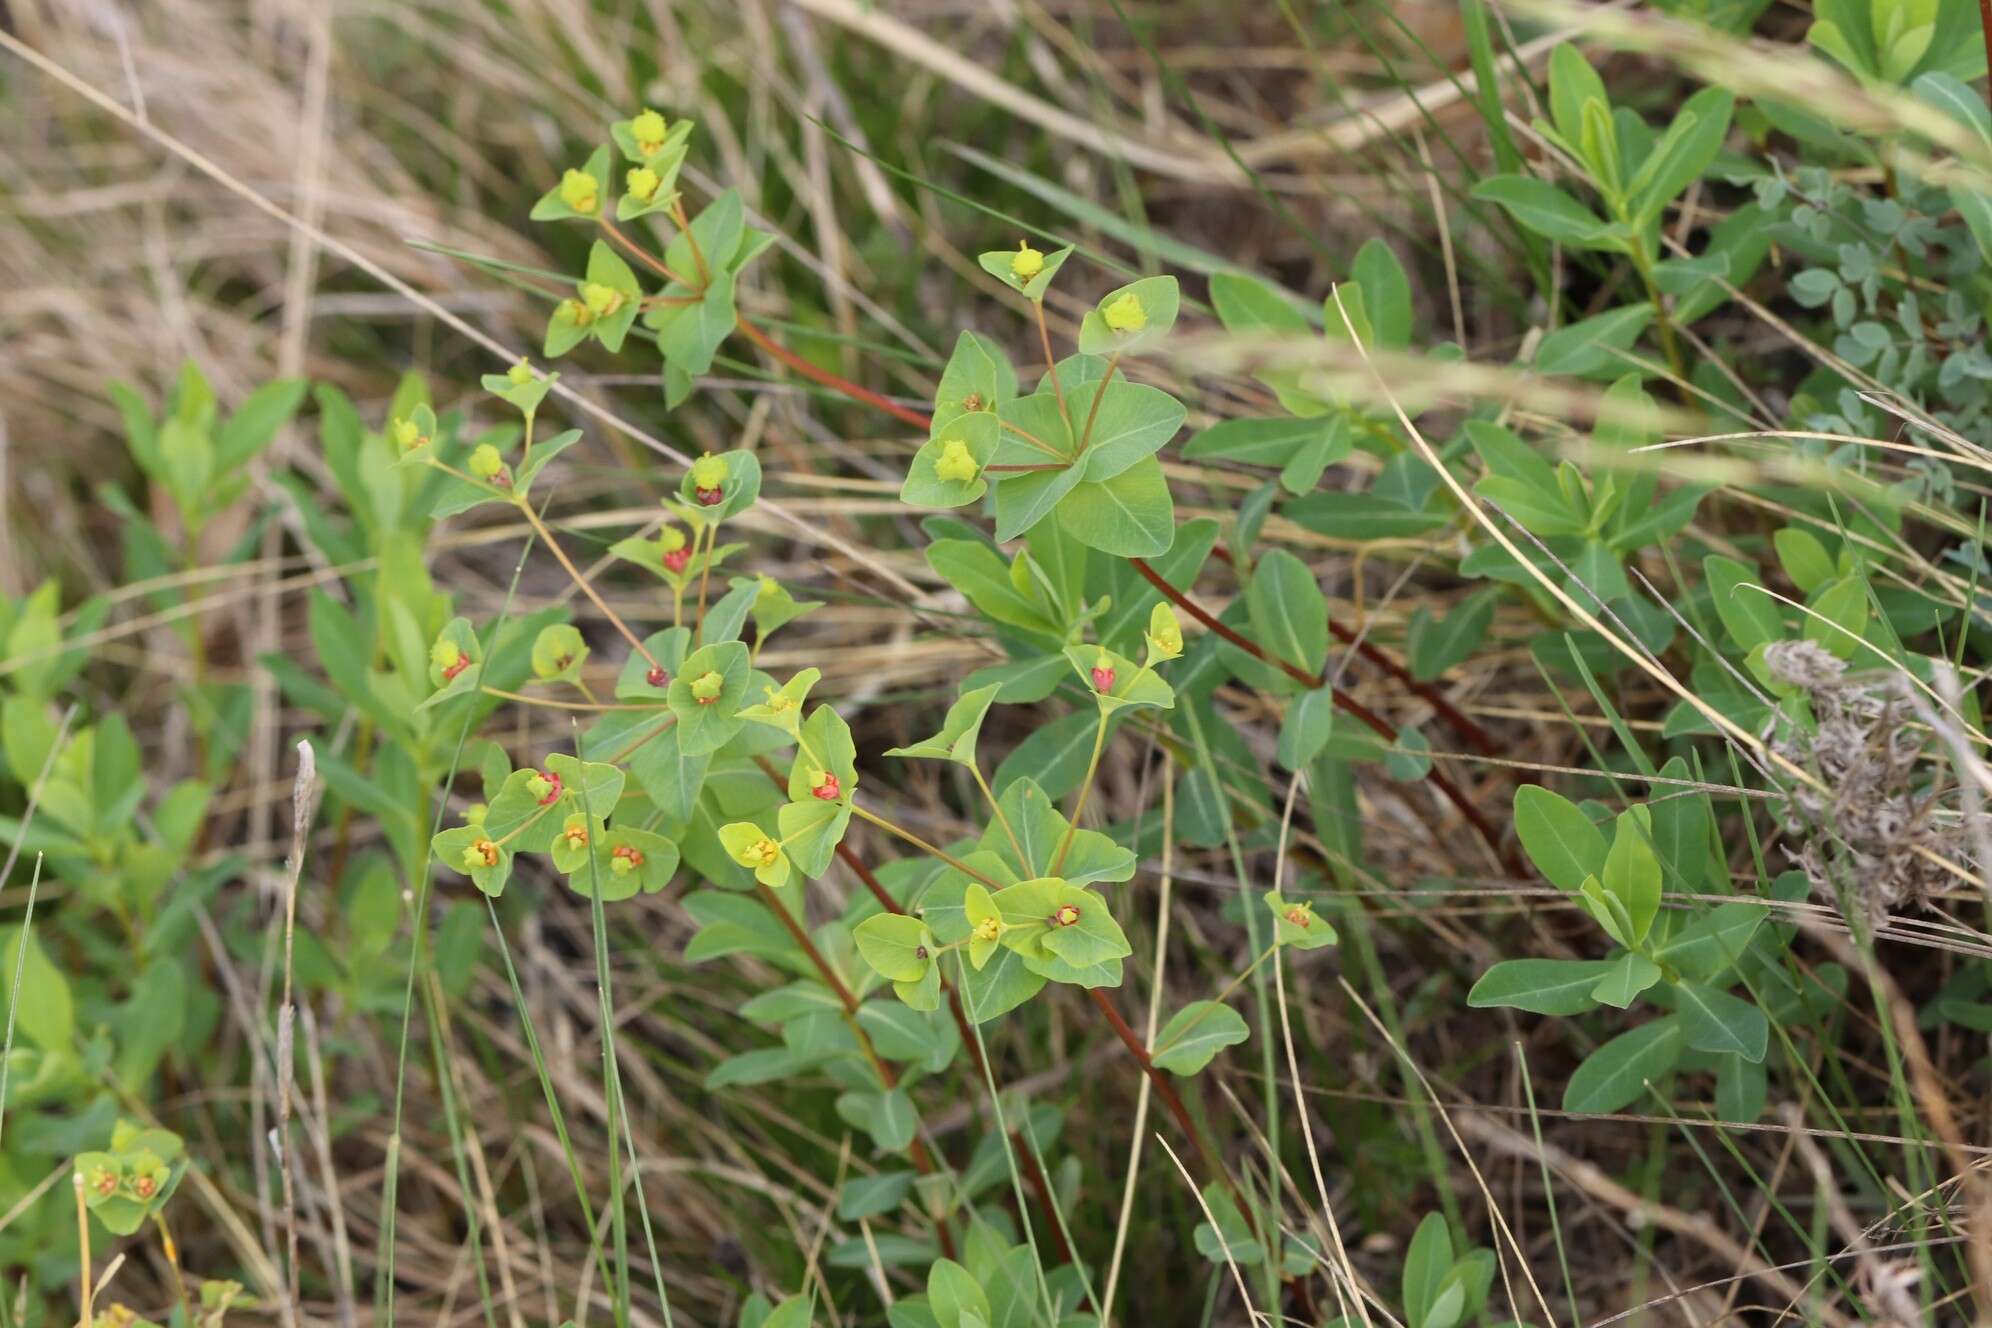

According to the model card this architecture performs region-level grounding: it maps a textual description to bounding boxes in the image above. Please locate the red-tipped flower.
[1090,662,1116,693]
[810,769,841,802]
[646,665,669,688]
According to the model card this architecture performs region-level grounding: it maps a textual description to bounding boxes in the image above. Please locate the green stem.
[1050,710,1109,875]
[850,802,1003,887]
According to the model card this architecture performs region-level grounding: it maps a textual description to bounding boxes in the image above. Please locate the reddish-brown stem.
[1207,546,1496,755]
[735,317,931,429]
[597,215,693,287]
[1128,556,1523,877]
[751,878,956,1257]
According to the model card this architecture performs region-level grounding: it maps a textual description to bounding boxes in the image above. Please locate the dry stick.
[1127,557,1523,877]
[274,740,323,1328]
[514,500,663,672]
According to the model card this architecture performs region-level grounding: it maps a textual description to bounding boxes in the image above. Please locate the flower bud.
[391,416,427,451]
[580,282,623,318]
[935,437,980,484]
[431,639,466,676]
[690,454,728,505]
[1103,292,1147,333]
[810,769,840,801]
[646,665,669,688]
[561,819,590,850]
[462,838,499,871]
[1284,904,1313,929]
[731,836,780,869]
[1145,602,1183,659]
[558,168,600,215]
[610,842,644,875]
[626,166,661,202]
[464,803,487,824]
[689,670,724,704]
[560,297,593,327]
[506,358,534,385]
[468,444,507,482]
[89,1165,118,1197]
[1053,903,1081,927]
[630,108,667,155]
[1090,652,1116,694]
[1010,240,1045,281]
[525,769,563,805]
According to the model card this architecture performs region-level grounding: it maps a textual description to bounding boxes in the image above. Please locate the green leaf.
[1054,454,1174,556]
[1674,982,1769,1062]
[1403,1212,1453,1328]
[1407,589,1497,682]
[1471,175,1616,248]
[1467,958,1613,1015]
[992,463,1085,543]
[1209,273,1310,334]
[1514,785,1608,892]
[928,1259,991,1328]
[855,914,934,983]
[932,330,1017,435]
[1591,952,1663,1008]
[978,242,1074,300]
[902,412,999,508]
[1077,275,1180,356]
[1351,237,1413,348]
[1602,809,1662,947]
[668,642,752,754]
[1563,1017,1683,1113]
[884,684,1001,766]
[1654,902,1768,984]
[1704,554,1782,651]
[1534,303,1654,379]
[1276,686,1336,770]
[1265,891,1337,949]
[1151,1000,1250,1075]
[1627,88,1734,224]
[0,925,73,1053]
[1805,575,1869,660]
[1073,380,1185,482]
[1246,548,1327,680]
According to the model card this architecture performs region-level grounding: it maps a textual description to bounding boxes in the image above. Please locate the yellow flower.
[461,838,499,871]
[1145,602,1183,659]
[580,282,623,318]
[506,358,534,385]
[658,525,687,553]
[733,836,780,869]
[1103,292,1147,334]
[630,108,667,155]
[468,444,506,480]
[558,168,600,215]
[391,417,425,450]
[935,437,980,484]
[973,916,1002,943]
[690,454,729,491]
[560,297,593,327]
[689,670,725,704]
[430,639,464,672]
[1009,240,1045,281]
[626,166,661,202]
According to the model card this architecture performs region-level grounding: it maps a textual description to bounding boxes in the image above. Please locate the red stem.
[736,317,931,429]
[1129,556,1525,878]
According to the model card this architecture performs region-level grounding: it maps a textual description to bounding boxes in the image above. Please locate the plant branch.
[735,317,931,429]
[1128,556,1522,877]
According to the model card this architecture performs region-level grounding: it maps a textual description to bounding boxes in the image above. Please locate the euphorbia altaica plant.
[385,104,1361,1300]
